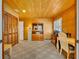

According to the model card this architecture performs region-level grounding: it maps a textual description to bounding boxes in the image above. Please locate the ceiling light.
[22,10,26,13]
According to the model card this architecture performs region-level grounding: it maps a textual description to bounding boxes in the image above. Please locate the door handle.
[0,40,2,43]
[76,40,79,43]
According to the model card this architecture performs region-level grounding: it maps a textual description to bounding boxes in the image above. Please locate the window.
[54,18,62,32]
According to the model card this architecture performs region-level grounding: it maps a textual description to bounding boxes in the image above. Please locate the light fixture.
[22,10,26,13]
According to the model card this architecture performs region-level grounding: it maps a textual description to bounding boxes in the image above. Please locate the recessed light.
[22,10,26,13]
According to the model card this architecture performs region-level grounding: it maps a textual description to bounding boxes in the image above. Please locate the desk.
[67,38,76,59]
[67,38,75,47]
[4,44,12,58]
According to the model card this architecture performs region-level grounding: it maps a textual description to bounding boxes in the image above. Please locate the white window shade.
[54,18,62,32]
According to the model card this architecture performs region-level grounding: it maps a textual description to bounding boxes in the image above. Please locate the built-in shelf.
[32,23,44,41]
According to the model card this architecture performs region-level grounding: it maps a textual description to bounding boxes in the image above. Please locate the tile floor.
[5,40,65,59]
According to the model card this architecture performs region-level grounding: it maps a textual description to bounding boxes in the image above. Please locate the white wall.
[77,0,79,59]
[19,21,24,41]
[0,0,2,59]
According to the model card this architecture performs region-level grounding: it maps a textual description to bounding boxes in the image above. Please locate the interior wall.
[62,6,76,38]
[20,18,53,40]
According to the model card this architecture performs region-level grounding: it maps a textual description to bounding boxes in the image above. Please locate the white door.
[77,0,79,59]
[19,21,24,40]
[0,0,2,59]
[28,28,32,41]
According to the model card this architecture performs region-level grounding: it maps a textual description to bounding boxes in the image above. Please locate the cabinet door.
[12,17,17,32]
[12,33,18,45]
[7,14,12,44]
[12,16,18,45]
[3,34,8,43]
[32,34,39,41]
[15,33,18,44]
[12,33,15,45]
[39,34,43,41]
[15,17,18,33]
[12,16,15,33]
[8,34,12,44]
[3,14,8,34]
[7,14,12,33]
[3,14,8,44]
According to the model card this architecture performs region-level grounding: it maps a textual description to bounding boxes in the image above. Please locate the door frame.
[2,0,4,59]
[76,0,79,59]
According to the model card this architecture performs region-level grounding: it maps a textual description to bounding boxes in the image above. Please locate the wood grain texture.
[62,6,76,38]
[4,0,75,18]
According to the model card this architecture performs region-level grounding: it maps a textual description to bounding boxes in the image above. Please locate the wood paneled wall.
[62,6,76,38]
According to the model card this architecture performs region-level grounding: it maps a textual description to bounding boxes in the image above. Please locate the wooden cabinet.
[32,23,44,41]
[51,32,58,47]
[3,11,18,46]
[32,34,43,41]
[51,35,57,46]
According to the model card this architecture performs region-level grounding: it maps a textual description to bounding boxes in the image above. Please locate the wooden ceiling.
[4,0,75,18]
